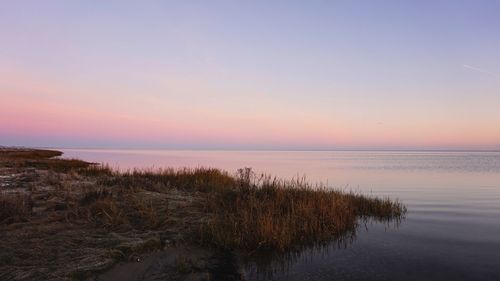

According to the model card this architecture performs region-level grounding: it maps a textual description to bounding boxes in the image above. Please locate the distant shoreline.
[38,146,500,153]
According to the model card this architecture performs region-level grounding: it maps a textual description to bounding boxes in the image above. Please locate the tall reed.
[200,168,405,251]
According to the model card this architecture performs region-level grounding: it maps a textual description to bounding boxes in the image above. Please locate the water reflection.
[59,149,500,280]
[242,231,357,281]
[241,216,406,281]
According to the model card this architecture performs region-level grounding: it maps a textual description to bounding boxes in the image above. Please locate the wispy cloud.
[462,64,500,78]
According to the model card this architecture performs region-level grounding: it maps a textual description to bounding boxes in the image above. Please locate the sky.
[1,0,500,150]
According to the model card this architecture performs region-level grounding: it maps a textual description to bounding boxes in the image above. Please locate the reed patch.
[199,168,406,251]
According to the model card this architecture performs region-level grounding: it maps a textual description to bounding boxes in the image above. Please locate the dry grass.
[0,148,406,251]
[0,148,62,159]
[79,163,115,177]
[130,196,161,228]
[98,167,237,192]
[0,148,407,279]
[0,193,33,224]
[64,188,164,230]
[0,148,90,172]
[199,168,406,252]
[68,195,127,227]
[73,165,406,252]
[28,158,90,172]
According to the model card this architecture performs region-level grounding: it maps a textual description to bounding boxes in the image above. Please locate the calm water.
[60,149,500,280]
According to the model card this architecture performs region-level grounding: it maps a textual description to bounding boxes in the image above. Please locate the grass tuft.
[95,167,236,192]
[0,193,33,224]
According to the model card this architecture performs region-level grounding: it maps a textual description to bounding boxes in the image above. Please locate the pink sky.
[1,1,500,150]
[3,66,499,150]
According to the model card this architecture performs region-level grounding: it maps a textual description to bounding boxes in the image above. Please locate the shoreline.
[0,148,405,280]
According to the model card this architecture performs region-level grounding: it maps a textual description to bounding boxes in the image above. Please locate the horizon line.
[40,146,500,153]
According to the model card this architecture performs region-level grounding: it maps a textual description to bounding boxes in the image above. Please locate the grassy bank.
[70,165,405,251]
[0,148,406,280]
[201,168,405,251]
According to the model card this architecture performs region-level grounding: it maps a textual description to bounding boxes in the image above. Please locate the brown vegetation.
[0,147,90,172]
[0,148,406,280]
[0,147,62,159]
[77,166,406,252]
[200,168,405,251]
[0,193,33,224]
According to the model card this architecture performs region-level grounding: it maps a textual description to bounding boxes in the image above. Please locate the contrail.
[462,64,500,78]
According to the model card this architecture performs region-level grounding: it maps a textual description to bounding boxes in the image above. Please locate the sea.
[59,149,500,281]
